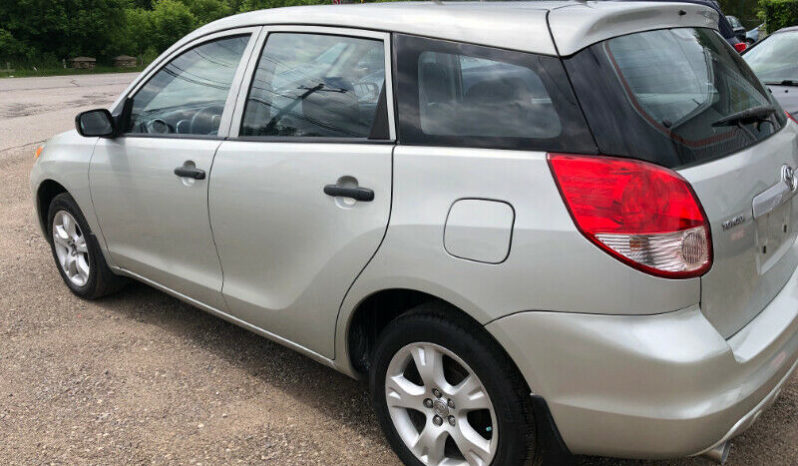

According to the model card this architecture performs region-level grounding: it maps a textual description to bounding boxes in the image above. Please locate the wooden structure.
[69,57,96,69]
[114,55,137,68]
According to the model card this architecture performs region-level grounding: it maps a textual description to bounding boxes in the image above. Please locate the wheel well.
[347,291,572,460]
[347,289,484,376]
[37,180,67,234]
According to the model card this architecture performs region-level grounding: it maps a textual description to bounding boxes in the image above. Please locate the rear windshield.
[565,28,787,168]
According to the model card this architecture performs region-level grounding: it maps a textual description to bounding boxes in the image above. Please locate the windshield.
[565,28,786,168]
[744,31,798,84]
[727,16,742,29]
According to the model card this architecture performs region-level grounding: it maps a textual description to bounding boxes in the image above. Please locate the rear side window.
[565,28,786,168]
[394,34,596,153]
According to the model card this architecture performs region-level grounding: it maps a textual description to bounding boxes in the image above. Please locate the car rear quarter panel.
[336,146,701,367]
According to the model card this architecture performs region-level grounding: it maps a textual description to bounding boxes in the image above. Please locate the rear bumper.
[486,265,798,459]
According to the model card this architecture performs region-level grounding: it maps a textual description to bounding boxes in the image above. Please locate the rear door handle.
[324,184,374,202]
[174,165,206,180]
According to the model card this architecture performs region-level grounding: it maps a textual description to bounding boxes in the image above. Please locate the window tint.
[394,34,596,153]
[565,28,785,168]
[240,33,386,138]
[127,35,249,136]
[417,52,561,138]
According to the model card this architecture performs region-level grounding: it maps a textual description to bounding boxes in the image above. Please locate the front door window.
[127,35,250,136]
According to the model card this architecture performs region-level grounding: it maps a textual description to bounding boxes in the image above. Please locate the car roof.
[177,1,719,57]
[774,26,798,34]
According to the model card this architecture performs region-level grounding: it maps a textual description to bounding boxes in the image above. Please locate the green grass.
[0,65,146,78]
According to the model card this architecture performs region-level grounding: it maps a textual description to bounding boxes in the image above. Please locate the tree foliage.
[0,0,334,64]
[1,0,781,66]
[757,0,798,31]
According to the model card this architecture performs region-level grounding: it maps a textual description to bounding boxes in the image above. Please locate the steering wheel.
[190,106,224,135]
[143,119,172,134]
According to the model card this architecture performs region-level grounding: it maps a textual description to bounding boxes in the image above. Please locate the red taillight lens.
[734,42,748,53]
[787,111,798,124]
[548,154,712,278]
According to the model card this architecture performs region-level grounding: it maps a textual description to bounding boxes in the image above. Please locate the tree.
[180,0,233,24]
[63,0,129,59]
[148,0,198,52]
[238,0,327,13]
[0,28,30,62]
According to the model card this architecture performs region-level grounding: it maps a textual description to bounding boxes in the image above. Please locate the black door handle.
[324,184,374,202]
[174,166,206,180]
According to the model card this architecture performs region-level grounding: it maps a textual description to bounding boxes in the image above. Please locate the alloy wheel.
[385,342,498,466]
[52,210,90,287]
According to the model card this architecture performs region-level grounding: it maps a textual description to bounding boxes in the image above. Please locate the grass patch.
[0,65,146,78]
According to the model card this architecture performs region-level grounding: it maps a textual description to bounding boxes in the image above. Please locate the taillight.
[734,42,748,53]
[548,154,712,278]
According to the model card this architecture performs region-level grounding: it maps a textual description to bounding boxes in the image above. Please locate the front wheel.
[47,193,125,299]
[370,304,536,466]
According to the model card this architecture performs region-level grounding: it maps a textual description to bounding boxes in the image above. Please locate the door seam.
[206,139,232,312]
[332,143,397,361]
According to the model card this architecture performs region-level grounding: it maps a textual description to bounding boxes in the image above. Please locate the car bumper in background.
[486,265,798,459]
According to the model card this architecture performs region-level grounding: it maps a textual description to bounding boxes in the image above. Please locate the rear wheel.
[47,193,125,299]
[370,304,536,466]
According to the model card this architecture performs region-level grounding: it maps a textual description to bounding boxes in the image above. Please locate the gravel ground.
[0,74,796,465]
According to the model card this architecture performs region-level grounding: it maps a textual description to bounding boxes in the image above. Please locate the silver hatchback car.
[30,2,798,465]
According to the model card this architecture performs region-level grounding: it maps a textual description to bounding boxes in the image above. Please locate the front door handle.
[174,164,206,180]
[324,184,374,202]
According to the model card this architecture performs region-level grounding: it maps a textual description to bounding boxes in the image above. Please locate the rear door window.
[393,34,596,153]
[565,28,786,168]
[240,33,386,139]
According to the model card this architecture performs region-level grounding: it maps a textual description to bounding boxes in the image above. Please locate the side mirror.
[75,109,116,137]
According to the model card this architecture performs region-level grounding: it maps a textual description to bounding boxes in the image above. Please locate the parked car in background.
[726,15,746,41]
[744,26,798,115]
[31,2,798,465]
[746,23,765,44]
[612,0,748,51]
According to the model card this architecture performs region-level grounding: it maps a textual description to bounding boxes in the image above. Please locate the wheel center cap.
[432,399,449,417]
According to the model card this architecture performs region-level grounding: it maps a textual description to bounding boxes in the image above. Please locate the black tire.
[370,302,537,466]
[47,192,125,299]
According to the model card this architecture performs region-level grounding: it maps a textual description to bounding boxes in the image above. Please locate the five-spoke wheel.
[46,192,125,298]
[52,210,90,287]
[385,342,497,466]
[371,304,537,466]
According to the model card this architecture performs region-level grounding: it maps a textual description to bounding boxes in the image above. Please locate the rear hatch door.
[680,127,798,337]
[563,27,798,337]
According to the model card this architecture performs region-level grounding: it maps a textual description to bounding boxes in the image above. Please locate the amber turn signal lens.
[34,146,43,159]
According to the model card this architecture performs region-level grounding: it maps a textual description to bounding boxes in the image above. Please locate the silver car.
[30,2,798,465]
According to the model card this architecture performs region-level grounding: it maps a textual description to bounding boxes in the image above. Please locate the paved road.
[1,74,796,465]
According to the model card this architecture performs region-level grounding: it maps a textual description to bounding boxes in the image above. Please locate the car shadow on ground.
[94,279,381,432]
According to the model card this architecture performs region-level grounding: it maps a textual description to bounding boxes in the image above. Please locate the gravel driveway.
[0,74,796,465]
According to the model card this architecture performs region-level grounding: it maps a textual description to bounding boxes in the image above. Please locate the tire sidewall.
[47,194,102,297]
[370,312,533,466]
